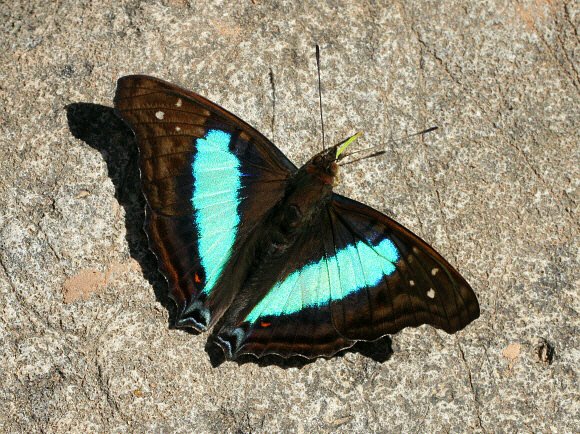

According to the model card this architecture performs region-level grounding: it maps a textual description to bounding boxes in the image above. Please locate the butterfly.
[114,75,480,360]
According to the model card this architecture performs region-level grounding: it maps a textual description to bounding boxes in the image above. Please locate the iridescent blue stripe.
[192,130,241,295]
[245,239,399,323]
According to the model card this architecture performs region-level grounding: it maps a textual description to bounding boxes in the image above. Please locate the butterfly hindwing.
[213,212,355,359]
[214,193,479,359]
[114,75,296,330]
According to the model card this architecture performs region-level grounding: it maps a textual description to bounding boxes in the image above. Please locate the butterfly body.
[114,75,480,360]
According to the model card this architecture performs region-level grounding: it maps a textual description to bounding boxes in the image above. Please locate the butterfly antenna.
[340,126,438,160]
[339,150,387,166]
[316,44,326,150]
[269,67,276,139]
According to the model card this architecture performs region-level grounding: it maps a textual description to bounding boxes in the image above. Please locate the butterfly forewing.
[114,75,295,330]
[213,193,479,359]
[328,194,479,339]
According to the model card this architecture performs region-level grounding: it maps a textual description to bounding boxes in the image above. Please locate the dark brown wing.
[114,75,296,330]
[327,194,480,339]
[212,193,479,360]
[212,211,355,359]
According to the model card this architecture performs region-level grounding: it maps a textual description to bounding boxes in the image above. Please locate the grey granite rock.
[1,0,578,432]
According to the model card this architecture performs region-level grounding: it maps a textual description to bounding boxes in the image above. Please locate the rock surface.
[1,1,578,432]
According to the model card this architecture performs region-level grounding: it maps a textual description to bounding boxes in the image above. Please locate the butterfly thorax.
[247,146,340,265]
[281,146,339,227]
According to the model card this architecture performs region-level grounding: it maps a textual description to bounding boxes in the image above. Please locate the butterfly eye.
[327,162,338,176]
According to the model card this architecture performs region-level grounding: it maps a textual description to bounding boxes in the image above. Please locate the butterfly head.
[306,132,362,185]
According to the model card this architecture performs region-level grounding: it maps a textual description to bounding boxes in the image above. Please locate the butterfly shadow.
[66,103,176,324]
[66,102,394,369]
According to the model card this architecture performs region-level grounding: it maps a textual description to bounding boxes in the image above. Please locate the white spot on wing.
[427,288,436,299]
[431,267,439,276]
[176,98,182,107]
[155,111,165,120]
[409,280,415,286]
[175,126,181,131]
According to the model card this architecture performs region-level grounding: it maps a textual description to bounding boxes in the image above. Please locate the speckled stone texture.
[1,1,578,432]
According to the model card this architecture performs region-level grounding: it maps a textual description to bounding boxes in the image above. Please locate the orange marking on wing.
[260,321,271,328]
[194,273,201,284]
